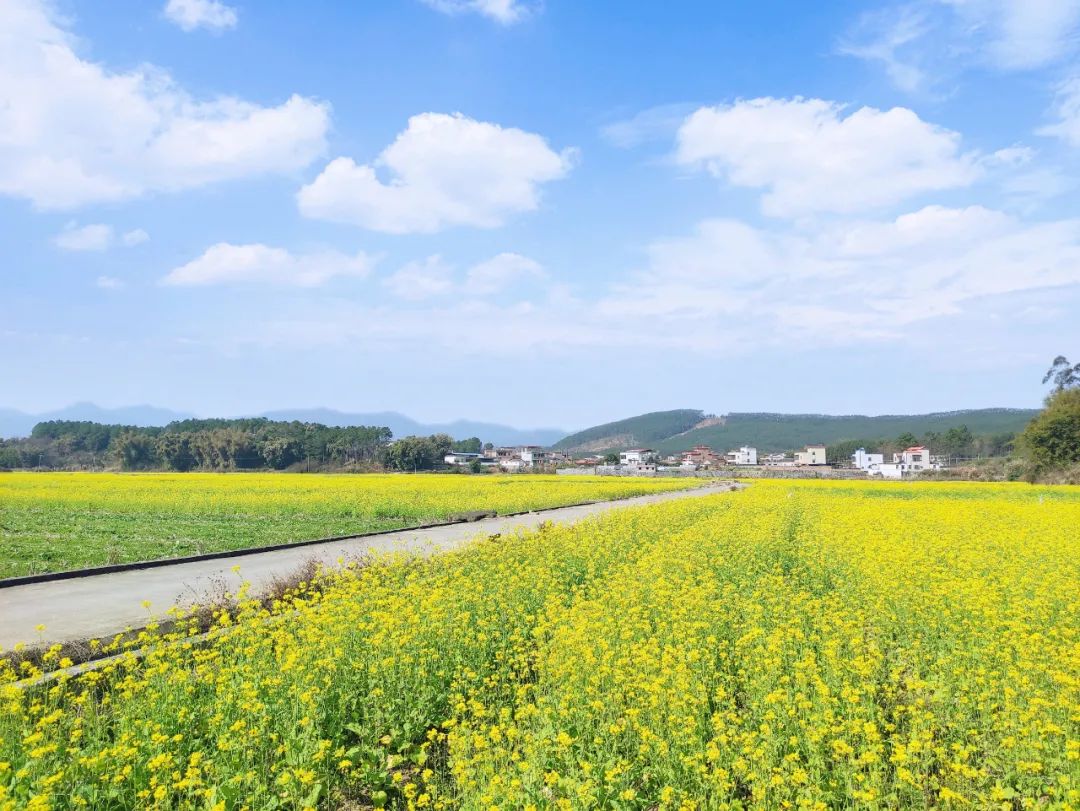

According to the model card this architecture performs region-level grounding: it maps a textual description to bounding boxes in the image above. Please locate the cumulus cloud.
[53,223,149,251]
[675,98,980,218]
[383,255,457,300]
[164,0,238,32]
[0,0,329,209]
[419,0,534,24]
[121,228,150,247]
[162,243,374,287]
[298,113,574,233]
[464,252,546,295]
[53,223,113,252]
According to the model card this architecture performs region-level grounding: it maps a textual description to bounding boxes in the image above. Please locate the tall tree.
[1042,355,1080,392]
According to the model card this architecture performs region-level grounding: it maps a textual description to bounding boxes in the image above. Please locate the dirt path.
[0,482,736,651]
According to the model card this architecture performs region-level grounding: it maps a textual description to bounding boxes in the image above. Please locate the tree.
[941,425,974,456]
[895,432,918,449]
[468,458,483,474]
[155,434,196,471]
[1019,388,1080,476]
[1043,355,1080,392]
[113,431,157,470]
[603,452,620,464]
[452,437,483,454]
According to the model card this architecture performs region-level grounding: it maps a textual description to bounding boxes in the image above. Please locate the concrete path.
[0,483,734,650]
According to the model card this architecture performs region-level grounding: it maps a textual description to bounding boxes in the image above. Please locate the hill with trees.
[553,408,1038,455]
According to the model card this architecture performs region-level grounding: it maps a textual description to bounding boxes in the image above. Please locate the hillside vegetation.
[555,408,1038,454]
[551,409,709,451]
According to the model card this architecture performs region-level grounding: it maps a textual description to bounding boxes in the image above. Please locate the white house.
[893,446,936,472]
[795,445,828,466]
[724,446,758,466]
[444,452,483,466]
[875,462,904,479]
[851,448,884,471]
[762,453,795,467]
[619,448,658,465]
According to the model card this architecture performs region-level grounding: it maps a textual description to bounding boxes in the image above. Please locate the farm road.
[1,482,735,651]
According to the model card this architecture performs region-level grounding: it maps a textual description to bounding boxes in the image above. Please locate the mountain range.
[0,403,567,447]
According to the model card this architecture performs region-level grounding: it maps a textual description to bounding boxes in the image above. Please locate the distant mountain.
[554,408,1040,455]
[0,402,194,439]
[258,408,566,447]
[0,403,566,446]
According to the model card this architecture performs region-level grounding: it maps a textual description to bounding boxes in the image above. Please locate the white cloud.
[298,112,574,233]
[465,252,546,295]
[841,1,1080,91]
[383,255,457,300]
[121,228,150,247]
[598,205,1080,345]
[944,0,1080,70]
[675,97,980,218]
[54,223,113,251]
[53,222,149,251]
[0,0,329,209]
[164,0,238,33]
[96,275,125,289]
[837,7,932,93]
[1037,76,1080,146]
[162,243,374,287]
[419,0,533,24]
[601,103,700,148]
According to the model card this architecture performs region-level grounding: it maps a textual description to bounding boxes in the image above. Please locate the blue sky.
[3,0,1080,430]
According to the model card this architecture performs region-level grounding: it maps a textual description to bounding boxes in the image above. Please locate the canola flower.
[0,472,697,577]
[1,479,1078,809]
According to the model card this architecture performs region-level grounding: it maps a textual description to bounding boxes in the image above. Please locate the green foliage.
[1042,355,1080,392]
[650,409,1036,454]
[452,437,483,454]
[1019,388,1080,476]
[553,409,707,451]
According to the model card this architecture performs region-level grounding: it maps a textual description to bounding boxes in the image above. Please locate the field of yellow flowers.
[0,472,697,577]
[2,479,1078,809]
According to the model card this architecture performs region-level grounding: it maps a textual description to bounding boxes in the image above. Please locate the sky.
[3,0,1080,430]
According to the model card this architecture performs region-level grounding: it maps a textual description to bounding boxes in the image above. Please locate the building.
[762,453,795,466]
[851,448,884,471]
[444,451,483,466]
[680,444,723,469]
[619,448,658,465]
[893,446,937,473]
[724,446,758,466]
[795,445,828,466]
[875,462,904,479]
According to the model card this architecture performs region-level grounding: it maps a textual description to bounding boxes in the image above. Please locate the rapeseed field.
[1,480,1078,809]
[0,472,697,577]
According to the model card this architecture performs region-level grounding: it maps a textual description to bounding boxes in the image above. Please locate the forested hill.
[551,410,712,452]
[554,408,1039,454]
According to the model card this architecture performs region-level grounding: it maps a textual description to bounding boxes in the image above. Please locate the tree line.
[825,425,1015,465]
[0,418,485,472]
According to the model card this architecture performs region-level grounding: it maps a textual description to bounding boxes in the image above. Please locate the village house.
[619,448,658,465]
[795,444,828,466]
[762,453,795,466]
[680,444,723,469]
[724,446,758,465]
[851,448,884,471]
[444,451,483,466]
